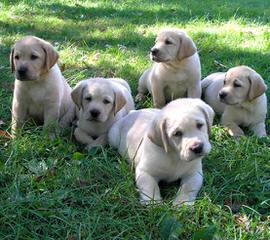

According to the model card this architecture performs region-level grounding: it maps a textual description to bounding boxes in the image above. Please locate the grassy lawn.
[0,0,270,239]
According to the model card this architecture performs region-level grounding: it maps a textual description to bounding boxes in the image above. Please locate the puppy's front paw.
[135,93,145,102]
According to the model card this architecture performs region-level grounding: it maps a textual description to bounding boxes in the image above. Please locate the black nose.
[151,48,159,56]
[189,142,204,154]
[90,109,100,118]
[219,91,227,99]
[17,66,28,76]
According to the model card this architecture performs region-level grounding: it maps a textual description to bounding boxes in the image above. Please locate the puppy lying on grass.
[72,78,134,149]
[11,36,75,136]
[109,98,214,206]
[202,66,267,137]
[136,28,201,108]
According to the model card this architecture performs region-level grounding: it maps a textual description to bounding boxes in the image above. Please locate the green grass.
[0,0,270,239]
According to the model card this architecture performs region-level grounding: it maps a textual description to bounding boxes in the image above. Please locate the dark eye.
[15,55,19,60]
[197,122,204,129]
[85,96,92,101]
[174,130,183,137]
[234,82,241,88]
[223,80,226,85]
[103,99,110,104]
[165,39,173,45]
[31,54,38,60]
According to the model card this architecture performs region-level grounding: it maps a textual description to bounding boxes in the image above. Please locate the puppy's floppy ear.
[10,46,15,73]
[198,104,215,136]
[113,89,126,115]
[41,40,59,72]
[147,116,170,153]
[71,82,86,109]
[177,33,197,61]
[248,72,267,101]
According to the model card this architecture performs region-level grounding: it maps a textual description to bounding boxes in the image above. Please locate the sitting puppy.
[11,36,75,135]
[108,98,214,205]
[135,28,201,108]
[202,66,267,137]
[71,78,134,149]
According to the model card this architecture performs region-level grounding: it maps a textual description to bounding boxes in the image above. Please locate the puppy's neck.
[39,64,61,81]
[160,56,191,72]
[78,112,114,134]
[238,95,264,111]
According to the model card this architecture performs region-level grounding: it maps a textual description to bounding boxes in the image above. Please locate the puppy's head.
[150,29,197,63]
[148,99,214,161]
[71,78,126,123]
[218,66,267,105]
[10,36,59,81]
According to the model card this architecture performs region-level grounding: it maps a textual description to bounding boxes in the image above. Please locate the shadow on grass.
[4,0,270,24]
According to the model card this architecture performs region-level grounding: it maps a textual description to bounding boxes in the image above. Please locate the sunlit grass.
[0,0,270,239]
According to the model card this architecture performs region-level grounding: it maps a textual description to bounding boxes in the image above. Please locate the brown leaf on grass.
[59,63,66,72]
[234,214,250,232]
[0,130,12,139]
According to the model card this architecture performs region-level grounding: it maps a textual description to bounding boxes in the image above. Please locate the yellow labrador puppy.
[136,29,201,108]
[202,66,267,137]
[108,98,214,205]
[11,36,75,135]
[72,78,134,149]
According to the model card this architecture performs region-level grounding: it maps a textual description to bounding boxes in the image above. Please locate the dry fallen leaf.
[0,130,12,139]
[59,63,66,72]
[234,214,250,232]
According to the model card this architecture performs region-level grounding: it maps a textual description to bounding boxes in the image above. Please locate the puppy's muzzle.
[189,141,204,155]
[16,66,29,80]
[90,109,100,119]
[150,48,159,56]
[219,91,227,101]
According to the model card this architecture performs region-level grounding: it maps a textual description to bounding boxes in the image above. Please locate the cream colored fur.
[136,29,201,108]
[72,78,134,149]
[108,98,214,205]
[202,66,267,137]
[11,36,75,136]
